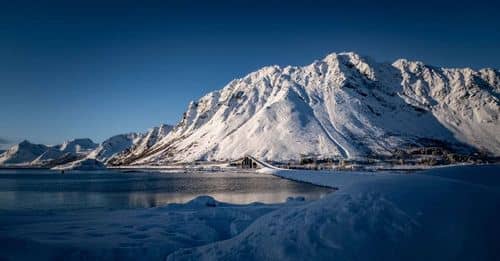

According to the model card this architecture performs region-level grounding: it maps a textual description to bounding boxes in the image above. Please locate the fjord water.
[0,169,332,211]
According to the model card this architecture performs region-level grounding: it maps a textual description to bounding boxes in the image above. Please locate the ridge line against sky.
[0,0,499,149]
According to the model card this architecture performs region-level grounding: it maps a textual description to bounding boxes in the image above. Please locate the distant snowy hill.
[107,124,173,165]
[0,125,172,168]
[0,140,49,166]
[52,158,106,171]
[86,133,143,163]
[31,138,98,166]
[0,139,99,167]
[59,138,97,154]
[89,124,173,165]
[110,52,499,165]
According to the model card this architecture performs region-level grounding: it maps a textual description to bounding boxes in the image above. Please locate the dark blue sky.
[1,0,499,148]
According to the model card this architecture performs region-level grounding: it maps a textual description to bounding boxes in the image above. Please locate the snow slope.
[31,138,98,166]
[113,52,499,165]
[170,165,500,261]
[86,133,143,163]
[107,124,173,165]
[51,158,106,171]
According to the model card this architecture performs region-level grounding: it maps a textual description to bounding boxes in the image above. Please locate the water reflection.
[126,190,330,207]
[0,170,332,210]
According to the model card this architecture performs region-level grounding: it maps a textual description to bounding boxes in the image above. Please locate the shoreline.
[0,161,495,174]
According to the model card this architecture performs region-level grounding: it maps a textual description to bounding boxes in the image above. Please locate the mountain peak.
[322,51,371,64]
[9,53,496,167]
[108,53,499,165]
[18,140,33,146]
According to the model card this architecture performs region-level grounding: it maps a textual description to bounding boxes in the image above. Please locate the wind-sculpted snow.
[0,196,289,260]
[170,193,420,261]
[169,165,500,261]
[113,52,499,165]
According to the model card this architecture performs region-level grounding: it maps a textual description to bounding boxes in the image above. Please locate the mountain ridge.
[0,124,173,168]
[109,52,499,165]
[1,52,498,167]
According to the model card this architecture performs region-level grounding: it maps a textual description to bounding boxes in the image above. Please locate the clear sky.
[1,0,499,148]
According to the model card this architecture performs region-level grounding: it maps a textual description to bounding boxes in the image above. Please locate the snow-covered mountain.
[59,138,97,154]
[0,140,49,166]
[0,125,172,167]
[86,133,143,163]
[110,52,499,165]
[0,138,99,167]
[31,138,98,166]
[1,52,498,167]
[52,158,106,171]
[0,138,113,167]
[107,124,173,165]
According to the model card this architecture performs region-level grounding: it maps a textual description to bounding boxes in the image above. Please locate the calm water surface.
[0,169,332,210]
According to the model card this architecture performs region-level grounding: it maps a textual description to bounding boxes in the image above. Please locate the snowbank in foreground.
[170,165,500,260]
[0,196,306,260]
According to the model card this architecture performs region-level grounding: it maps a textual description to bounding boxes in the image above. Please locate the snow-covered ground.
[0,196,305,260]
[259,166,391,188]
[1,165,499,260]
[171,165,500,260]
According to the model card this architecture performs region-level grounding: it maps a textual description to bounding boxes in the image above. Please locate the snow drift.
[169,165,500,261]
